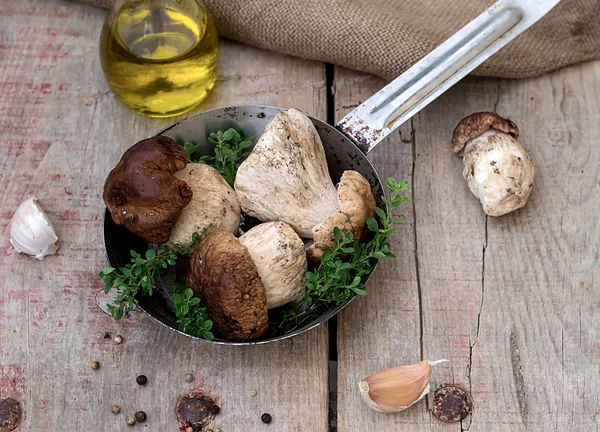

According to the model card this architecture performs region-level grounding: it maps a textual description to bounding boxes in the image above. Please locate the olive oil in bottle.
[100,0,219,118]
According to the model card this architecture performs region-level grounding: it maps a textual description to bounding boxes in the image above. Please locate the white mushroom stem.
[166,163,241,252]
[235,108,339,237]
[239,222,307,309]
[462,130,534,217]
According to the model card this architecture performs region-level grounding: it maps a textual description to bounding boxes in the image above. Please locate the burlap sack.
[80,0,600,79]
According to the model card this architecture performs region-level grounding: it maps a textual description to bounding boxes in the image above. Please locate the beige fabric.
[82,0,600,79]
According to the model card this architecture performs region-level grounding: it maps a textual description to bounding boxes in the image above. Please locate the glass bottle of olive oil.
[100,0,219,118]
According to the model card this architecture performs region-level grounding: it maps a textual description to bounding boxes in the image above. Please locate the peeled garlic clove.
[10,197,59,260]
[359,359,448,413]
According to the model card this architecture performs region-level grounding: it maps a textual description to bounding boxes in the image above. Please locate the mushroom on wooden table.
[451,112,535,216]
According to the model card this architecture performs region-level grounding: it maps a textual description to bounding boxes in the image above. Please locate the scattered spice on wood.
[136,375,147,385]
[249,390,257,397]
[0,397,23,431]
[185,373,194,383]
[91,361,100,370]
[104,333,111,339]
[178,421,192,431]
[114,335,123,344]
[126,416,135,426]
[111,405,121,414]
[261,413,272,424]
[432,383,473,423]
[134,411,147,422]
[176,392,218,430]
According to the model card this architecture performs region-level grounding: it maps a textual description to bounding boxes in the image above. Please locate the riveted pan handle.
[336,0,561,154]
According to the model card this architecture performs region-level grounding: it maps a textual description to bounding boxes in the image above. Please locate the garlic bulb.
[10,197,59,260]
[359,359,448,413]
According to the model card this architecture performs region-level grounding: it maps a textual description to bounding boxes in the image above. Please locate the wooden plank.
[411,76,499,432]
[468,60,600,431]
[0,1,329,431]
[335,61,600,430]
[414,62,600,431]
[334,68,432,430]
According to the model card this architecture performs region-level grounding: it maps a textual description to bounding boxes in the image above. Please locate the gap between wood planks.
[462,82,499,432]
[324,65,426,431]
[325,67,488,431]
[325,63,339,432]
[324,65,426,432]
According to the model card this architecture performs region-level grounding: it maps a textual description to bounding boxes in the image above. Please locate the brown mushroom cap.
[451,112,519,156]
[308,170,376,261]
[103,136,192,244]
[186,231,268,340]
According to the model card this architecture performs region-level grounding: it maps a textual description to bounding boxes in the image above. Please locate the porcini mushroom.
[186,231,269,340]
[103,136,192,244]
[239,222,307,309]
[309,170,376,261]
[165,163,241,252]
[235,108,376,258]
[452,112,535,217]
[234,108,339,237]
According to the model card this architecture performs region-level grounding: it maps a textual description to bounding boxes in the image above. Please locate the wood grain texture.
[334,67,433,430]
[2,0,600,431]
[335,61,600,431]
[0,1,328,431]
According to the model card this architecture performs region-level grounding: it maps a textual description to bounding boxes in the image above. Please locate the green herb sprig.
[184,128,252,187]
[280,178,410,333]
[171,283,214,340]
[99,232,201,321]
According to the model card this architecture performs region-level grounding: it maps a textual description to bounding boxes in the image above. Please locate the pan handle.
[335,0,561,154]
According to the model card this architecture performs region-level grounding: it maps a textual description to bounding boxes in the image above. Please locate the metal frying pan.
[103,0,560,344]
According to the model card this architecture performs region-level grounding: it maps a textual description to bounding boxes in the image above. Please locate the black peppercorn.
[136,375,147,385]
[134,411,147,422]
[210,405,220,415]
[261,413,272,424]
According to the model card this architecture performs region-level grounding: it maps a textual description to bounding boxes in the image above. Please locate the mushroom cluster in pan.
[103,109,376,340]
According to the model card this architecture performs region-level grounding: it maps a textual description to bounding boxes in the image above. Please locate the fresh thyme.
[99,232,201,321]
[171,283,214,340]
[184,128,252,187]
[280,178,411,333]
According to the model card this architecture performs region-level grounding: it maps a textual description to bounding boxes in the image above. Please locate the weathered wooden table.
[1,0,599,431]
